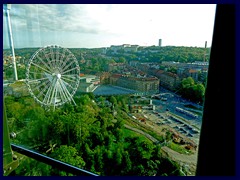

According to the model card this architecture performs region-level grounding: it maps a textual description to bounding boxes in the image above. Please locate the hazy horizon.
[3,4,216,49]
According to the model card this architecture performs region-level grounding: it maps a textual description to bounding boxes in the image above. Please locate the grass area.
[167,141,193,155]
[122,115,165,143]
[122,117,138,128]
[122,128,152,143]
[9,81,29,93]
[9,81,26,88]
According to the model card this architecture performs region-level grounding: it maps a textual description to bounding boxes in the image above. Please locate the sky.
[3,4,216,49]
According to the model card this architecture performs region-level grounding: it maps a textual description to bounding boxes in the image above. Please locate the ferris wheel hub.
[57,74,61,79]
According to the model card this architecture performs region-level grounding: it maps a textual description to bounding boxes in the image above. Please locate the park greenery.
[5,94,185,176]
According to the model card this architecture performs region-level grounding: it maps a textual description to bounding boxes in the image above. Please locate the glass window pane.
[3,4,216,176]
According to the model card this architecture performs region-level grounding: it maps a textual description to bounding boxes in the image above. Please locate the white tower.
[204,41,207,62]
[4,4,18,81]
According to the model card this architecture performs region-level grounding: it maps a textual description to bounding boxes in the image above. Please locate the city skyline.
[3,4,216,49]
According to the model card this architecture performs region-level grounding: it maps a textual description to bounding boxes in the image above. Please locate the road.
[93,85,137,96]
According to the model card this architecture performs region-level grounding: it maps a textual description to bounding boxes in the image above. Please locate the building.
[109,74,159,94]
[124,45,139,52]
[102,47,108,54]
[78,82,95,93]
[188,69,200,82]
[85,75,100,85]
[162,61,209,70]
[158,72,180,91]
[129,61,139,67]
[199,68,208,82]
[78,74,100,93]
[159,39,162,47]
[97,72,111,84]
[177,68,185,78]
[109,44,139,53]
[109,45,124,53]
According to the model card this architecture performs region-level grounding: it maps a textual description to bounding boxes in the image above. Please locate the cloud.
[5,4,216,48]
[10,4,106,34]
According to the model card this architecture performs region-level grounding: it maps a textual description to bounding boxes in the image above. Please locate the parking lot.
[151,88,203,129]
[142,109,200,144]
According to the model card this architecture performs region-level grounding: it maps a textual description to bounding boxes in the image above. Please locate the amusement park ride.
[25,45,80,110]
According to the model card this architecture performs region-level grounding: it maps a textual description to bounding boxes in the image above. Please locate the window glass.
[3,4,216,176]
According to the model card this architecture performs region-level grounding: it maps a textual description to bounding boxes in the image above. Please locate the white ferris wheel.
[26,45,80,110]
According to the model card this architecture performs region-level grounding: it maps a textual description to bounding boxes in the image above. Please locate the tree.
[167,67,177,74]
[17,66,26,79]
[98,96,106,107]
[118,57,126,63]
[179,76,205,103]
[5,98,28,130]
[51,145,86,169]
[5,67,14,79]
[193,83,205,102]
[109,59,116,63]
[114,147,123,166]
[115,128,124,142]
[157,157,183,176]
[93,146,104,174]
[120,151,132,174]
[109,96,117,107]
[13,157,52,176]
[80,94,91,105]
[24,106,45,122]
[165,131,172,142]
[181,77,195,89]
[23,116,49,146]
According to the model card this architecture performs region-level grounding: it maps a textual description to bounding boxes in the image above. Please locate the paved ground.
[93,85,137,95]
[143,110,200,144]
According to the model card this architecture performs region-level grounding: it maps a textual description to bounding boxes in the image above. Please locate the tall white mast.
[4,4,18,81]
